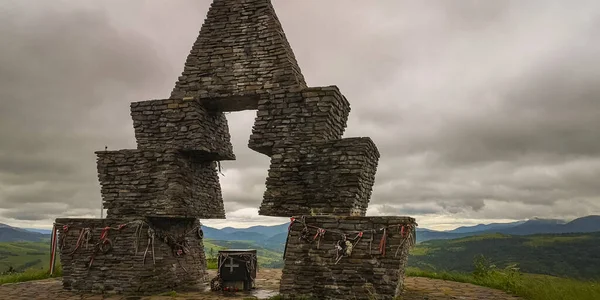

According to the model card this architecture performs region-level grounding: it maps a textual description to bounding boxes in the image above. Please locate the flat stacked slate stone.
[170,0,307,107]
[131,98,234,161]
[96,149,225,219]
[259,137,380,217]
[248,86,350,156]
[280,216,417,300]
[53,0,416,297]
[56,218,207,294]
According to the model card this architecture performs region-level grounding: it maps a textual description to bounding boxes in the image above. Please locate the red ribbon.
[100,227,111,241]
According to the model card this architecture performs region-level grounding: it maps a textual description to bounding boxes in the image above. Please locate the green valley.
[408,232,600,280]
[0,242,51,273]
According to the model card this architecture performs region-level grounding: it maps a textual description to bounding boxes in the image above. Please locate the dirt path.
[0,269,521,300]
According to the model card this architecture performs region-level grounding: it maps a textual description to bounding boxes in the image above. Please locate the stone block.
[96,149,225,219]
[55,217,207,294]
[131,98,234,160]
[248,86,351,156]
[170,0,306,102]
[259,137,379,217]
[280,216,417,300]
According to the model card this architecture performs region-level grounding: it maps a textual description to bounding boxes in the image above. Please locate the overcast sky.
[1,0,599,231]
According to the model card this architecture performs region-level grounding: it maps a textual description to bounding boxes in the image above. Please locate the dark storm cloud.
[1,0,599,228]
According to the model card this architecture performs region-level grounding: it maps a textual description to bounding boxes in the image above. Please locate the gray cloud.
[1,0,600,229]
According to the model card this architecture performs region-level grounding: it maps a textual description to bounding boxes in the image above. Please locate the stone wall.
[131,98,234,161]
[53,0,415,297]
[248,86,350,156]
[170,0,307,103]
[96,149,225,219]
[259,137,380,217]
[303,137,380,215]
[280,216,417,300]
[56,218,207,294]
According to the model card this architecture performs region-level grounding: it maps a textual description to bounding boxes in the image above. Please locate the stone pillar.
[280,216,417,300]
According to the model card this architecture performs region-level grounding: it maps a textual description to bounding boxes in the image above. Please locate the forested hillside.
[408,232,600,280]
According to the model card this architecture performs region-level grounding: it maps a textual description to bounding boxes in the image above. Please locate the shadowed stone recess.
[131,98,234,161]
[170,0,307,104]
[55,218,207,294]
[280,216,416,300]
[96,149,225,219]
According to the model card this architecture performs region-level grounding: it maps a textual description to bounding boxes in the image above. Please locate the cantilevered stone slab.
[259,137,380,217]
[170,0,307,107]
[280,216,417,300]
[248,86,351,156]
[131,98,234,161]
[96,149,225,219]
[56,218,207,294]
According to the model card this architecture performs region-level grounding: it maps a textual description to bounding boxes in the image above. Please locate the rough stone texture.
[96,149,225,219]
[259,137,380,217]
[170,0,307,105]
[280,216,417,300]
[54,0,413,297]
[55,218,207,294]
[248,86,350,156]
[131,98,234,161]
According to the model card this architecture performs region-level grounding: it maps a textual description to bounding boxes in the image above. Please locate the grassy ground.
[0,242,51,273]
[406,265,600,300]
[0,266,61,285]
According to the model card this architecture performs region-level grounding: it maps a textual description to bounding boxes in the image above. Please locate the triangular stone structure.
[53,0,417,298]
[171,0,307,111]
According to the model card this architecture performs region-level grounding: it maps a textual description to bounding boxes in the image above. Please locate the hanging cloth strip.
[143,228,156,265]
[60,225,69,251]
[379,228,387,256]
[313,228,326,249]
[394,224,415,257]
[49,224,58,275]
[282,217,295,258]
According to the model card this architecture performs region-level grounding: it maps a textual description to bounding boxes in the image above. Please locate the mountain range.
[415,215,600,242]
[0,223,49,242]
[3,215,599,245]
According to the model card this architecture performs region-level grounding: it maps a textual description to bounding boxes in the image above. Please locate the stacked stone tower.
[55,0,416,298]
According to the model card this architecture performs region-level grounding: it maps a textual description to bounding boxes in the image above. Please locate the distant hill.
[415,216,600,242]
[0,224,49,242]
[22,228,53,235]
[448,221,526,234]
[408,232,600,280]
[201,223,288,251]
[494,216,600,235]
[219,223,289,238]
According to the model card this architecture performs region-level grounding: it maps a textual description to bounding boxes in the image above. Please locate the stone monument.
[54,0,416,298]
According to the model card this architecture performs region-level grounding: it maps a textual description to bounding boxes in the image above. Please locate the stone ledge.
[131,98,235,161]
[96,149,225,219]
[280,215,417,300]
[248,85,351,156]
[258,137,380,217]
[54,217,207,294]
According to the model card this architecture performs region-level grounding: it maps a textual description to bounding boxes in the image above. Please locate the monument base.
[55,217,207,294]
[280,216,417,300]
